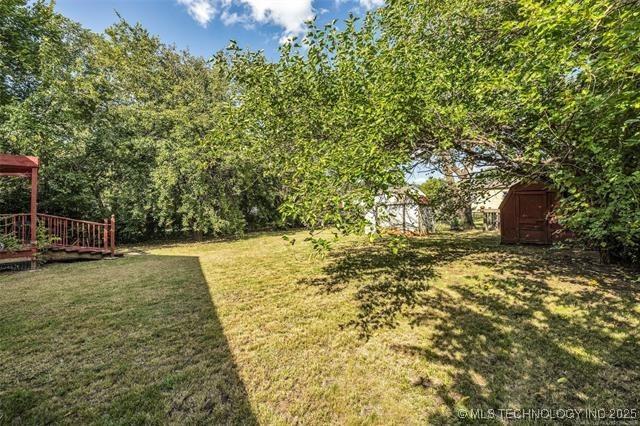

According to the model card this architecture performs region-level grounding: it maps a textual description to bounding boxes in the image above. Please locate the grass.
[0,230,638,424]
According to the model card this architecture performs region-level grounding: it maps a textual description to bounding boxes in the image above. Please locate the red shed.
[499,182,562,245]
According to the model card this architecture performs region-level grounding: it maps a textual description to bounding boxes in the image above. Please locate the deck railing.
[0,213,115,254]
[0,214,30,247]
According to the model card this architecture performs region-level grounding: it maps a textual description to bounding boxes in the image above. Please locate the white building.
[365,187,435,235]
[472,187,509,211]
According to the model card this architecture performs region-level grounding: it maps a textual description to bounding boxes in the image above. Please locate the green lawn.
[0,230,638,424]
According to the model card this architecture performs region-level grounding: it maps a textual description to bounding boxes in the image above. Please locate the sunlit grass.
[1,230,638,424]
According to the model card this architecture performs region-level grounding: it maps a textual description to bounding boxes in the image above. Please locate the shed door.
[516,192,549,244]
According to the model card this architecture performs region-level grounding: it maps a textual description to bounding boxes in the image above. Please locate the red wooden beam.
[0,154,39,168]
[103,219,108,252]
[0,154,39,174]
[0,249,34,261]
[30,167,38,269]
[110,215,116,256]
[0,172,31,178]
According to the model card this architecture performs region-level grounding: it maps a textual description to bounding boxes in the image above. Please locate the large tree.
[2,0,637,260]
[234,0,639,262]
[382,0,640,262]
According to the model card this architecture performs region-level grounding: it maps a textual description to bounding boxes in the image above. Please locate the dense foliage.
[1,0,638,261]
[419,178,467,229]
[234,0,639,262]
[0,1,285,241]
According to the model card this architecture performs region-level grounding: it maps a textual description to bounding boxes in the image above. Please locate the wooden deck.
[0,213,116,266]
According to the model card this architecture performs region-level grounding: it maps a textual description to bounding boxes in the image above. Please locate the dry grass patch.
[1,230,638,424]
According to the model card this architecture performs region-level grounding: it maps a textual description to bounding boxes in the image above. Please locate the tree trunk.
[463,204,475,229]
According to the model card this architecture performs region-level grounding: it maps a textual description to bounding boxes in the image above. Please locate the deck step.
[44,249,121,262]
[46,245,121,260]
[53,246,109,254]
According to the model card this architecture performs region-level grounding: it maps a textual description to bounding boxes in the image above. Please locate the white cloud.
[220,10,248,26]
[178,0,313,40]
[359,0,383,10]
[177,0,217,27]
[239,0,313,36]
[177,1,384,41]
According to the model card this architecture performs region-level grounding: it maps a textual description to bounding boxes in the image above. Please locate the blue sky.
[54,0,382,60]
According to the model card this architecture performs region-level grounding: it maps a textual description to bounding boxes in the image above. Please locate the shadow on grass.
[403,272,640,423]
[299,232,640,420]
[298,233,499,338]
[0,255,257,424]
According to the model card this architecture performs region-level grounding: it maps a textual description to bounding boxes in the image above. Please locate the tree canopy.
[1,1,286,241]
[1,0,638,262]
[234,0,639,262]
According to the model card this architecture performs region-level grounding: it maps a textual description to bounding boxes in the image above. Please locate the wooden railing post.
[110,215,116,256]
[103,219,109,252]
[30,167,38,270]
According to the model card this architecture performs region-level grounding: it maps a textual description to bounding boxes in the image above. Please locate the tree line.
[1,0,285,241]
[1,0,638,262]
